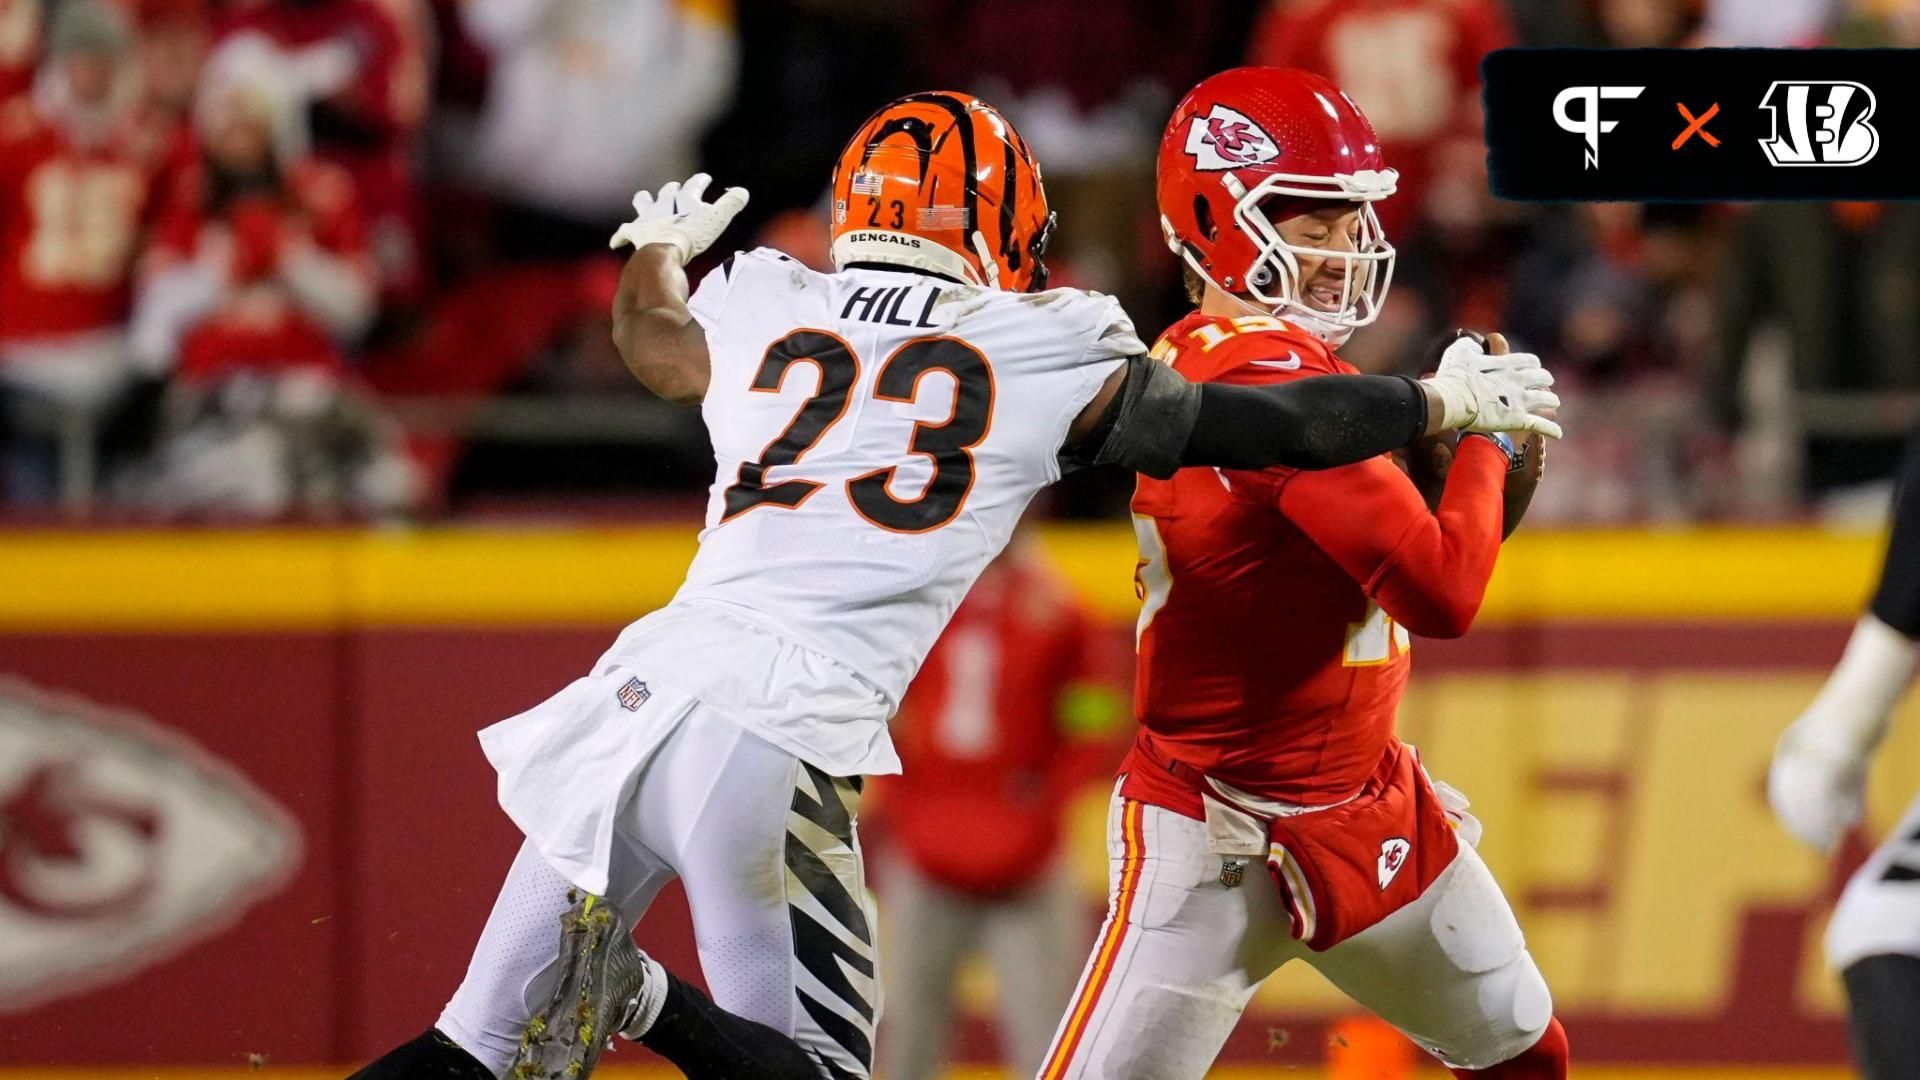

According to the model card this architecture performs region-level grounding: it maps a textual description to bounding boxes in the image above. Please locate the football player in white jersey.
[349,91,1560,1080]
[1771,425,1920,1080]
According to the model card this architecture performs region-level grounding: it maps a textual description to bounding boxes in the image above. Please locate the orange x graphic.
[1673,102,1721,149]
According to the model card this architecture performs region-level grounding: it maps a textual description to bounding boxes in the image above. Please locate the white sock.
[1793,614,1920,758]
[622,953,670,1039]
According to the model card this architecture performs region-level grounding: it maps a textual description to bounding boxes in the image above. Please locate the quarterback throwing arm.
[609,175,1561,472]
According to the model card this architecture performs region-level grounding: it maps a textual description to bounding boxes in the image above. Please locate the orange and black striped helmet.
[829,91,1055,293]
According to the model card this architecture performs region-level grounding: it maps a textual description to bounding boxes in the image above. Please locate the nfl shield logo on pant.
[617,678,651,711]
[1219,858,1246,889]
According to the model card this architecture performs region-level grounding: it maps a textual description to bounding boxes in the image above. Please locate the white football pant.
[1038,790,1552,1079]
[438,700,880,1079]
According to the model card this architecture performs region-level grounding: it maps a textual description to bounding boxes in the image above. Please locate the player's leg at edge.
[1842,954,1920,1080]
[1770,423,1920,1080]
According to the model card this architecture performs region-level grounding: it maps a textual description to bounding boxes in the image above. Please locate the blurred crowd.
[1,0,1917,522]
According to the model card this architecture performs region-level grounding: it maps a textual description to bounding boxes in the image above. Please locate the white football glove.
[1769,724,1868,853]
[1768,615,1917,852]
[1425,336,1563,440]
[609,173,749,265]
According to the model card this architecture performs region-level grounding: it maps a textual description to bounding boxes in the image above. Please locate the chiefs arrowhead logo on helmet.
[1184,104,1280,171]
[0,679,300,1011]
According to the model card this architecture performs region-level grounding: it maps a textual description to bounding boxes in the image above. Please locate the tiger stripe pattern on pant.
[786,762,878,1079]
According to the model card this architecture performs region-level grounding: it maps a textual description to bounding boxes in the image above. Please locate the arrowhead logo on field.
[0,679,300,1012]
[1377,836,1411,890]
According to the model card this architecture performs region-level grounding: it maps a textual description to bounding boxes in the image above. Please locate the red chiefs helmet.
[1157,67,1398,343]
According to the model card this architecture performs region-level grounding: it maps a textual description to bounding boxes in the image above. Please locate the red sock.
[1450,1017,1568,1079]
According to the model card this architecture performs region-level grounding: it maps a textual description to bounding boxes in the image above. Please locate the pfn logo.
[1553,85,1645,169]
[1759,81,1879,167]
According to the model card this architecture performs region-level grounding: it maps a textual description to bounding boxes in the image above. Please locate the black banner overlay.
[1484,48,1920,201]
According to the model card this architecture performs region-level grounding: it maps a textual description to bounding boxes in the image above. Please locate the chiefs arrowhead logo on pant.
[1377,836,1411,890]
[0,679,300,1011]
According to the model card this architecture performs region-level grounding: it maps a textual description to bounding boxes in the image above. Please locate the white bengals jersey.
[599,247,1141,776]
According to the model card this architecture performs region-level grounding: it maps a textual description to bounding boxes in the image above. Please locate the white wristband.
[1425,374,1477,430]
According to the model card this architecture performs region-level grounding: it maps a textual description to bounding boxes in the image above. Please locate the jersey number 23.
[721,329,993,534]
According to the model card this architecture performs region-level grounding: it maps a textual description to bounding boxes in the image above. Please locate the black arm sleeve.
[1185,375,1432,471]
[1074,353,1430,479]
[1871,422,1920,639]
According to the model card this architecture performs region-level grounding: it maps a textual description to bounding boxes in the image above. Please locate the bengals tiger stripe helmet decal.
[830,91,1055,293]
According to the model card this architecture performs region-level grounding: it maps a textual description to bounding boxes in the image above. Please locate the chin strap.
[1171,201,1376,346]
[1180,246,1355,347]
[1280,306,1355,348]
[1224,270,1357,348]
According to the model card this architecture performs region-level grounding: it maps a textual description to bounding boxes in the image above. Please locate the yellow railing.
[0,525,1885,629]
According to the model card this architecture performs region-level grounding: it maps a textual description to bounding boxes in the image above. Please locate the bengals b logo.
[1758,81,1879,167]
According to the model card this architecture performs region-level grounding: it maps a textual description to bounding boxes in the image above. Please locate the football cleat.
[508,892,653,1079]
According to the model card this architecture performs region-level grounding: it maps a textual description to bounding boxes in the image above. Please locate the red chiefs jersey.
[147,156,373,381]
[0,100,160,343]
[1120,311,1508,815]
[1249,0,1512,237]
[880,551,1108,895]
[217,0,425,293]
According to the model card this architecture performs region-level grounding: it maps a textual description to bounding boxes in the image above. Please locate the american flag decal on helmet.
[617,677,651,711]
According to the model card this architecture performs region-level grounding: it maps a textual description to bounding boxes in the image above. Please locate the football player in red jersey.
[876,535,1121,1080]
[1039,68,1569,1080]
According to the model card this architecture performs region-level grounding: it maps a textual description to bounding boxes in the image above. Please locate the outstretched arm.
[1182,373,1434,470]
[1772,423,1920,852]
[613,244,710,404]
[1067,341,1561,479]
[608,174,749,406]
